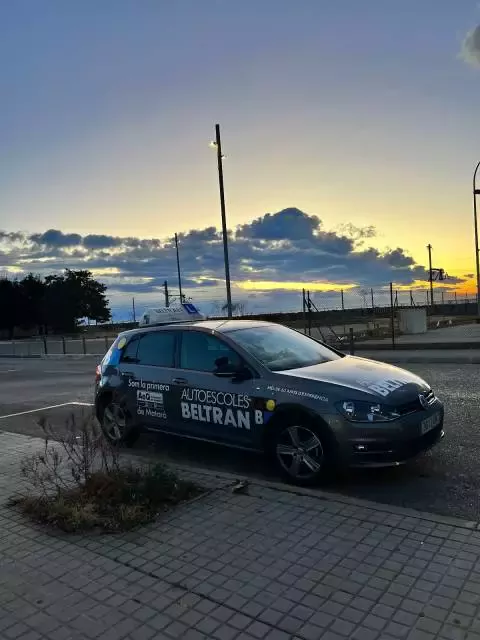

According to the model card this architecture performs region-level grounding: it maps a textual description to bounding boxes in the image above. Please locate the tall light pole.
[473,161,480,319]
[427,244,434,307]
[211,124,233,318]
[174,233,183,303]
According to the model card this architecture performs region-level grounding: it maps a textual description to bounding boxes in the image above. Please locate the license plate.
[421,412,441,435]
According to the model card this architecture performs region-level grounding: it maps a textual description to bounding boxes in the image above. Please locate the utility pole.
[132,297,136,323]
[370,288,374,310]
[473,161,480,319]
[163,280,169,307]
[389,282,395,349]
[427,244,434,307]
[302,289,306,334]
[214,124,232,318]
[174,233,183,303]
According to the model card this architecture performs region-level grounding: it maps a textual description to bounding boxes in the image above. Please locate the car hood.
[275,355,430,402]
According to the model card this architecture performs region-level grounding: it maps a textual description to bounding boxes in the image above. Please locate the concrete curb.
[350,352,480,364]
[1,428,477,532]
[170,460,480,532]
[353,341,479,351]
[0,354,101,360]
[2,352,480,364]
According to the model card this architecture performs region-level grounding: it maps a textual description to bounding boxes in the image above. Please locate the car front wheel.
[270,418,334,486]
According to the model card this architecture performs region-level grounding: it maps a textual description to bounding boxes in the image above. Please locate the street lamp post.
[427,243,434,307]
[174,233,183,303]
[473,162,480,319]
[211,124,233,319]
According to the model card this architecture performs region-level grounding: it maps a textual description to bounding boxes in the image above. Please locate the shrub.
[9,412,202,532]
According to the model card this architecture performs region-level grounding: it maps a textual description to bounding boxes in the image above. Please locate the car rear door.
[119,330,180,431]
[171,329,264,447]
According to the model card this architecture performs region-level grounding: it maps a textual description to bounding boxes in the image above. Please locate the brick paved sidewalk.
[0,431,480,640]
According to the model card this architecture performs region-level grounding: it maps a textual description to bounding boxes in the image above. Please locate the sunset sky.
[1,1,480,316]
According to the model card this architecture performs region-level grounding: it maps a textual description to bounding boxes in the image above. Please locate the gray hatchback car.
[94,320,444,485]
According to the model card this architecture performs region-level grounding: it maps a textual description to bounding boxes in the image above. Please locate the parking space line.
[0,401,93,420]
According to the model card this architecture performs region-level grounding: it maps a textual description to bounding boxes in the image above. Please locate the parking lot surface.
[1,358,479,521]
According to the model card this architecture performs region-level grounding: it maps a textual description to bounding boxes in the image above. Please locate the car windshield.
[230,325,342,371]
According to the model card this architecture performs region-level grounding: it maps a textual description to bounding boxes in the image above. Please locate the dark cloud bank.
[0,208,460,316]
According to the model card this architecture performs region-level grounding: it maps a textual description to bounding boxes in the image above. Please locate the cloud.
[83,234,123,249]
[0,207,465,317]
[237,208,320,240]
[460,25,480,68]
[336,223,376,241]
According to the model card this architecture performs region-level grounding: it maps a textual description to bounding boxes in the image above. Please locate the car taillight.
[95,365,101,383]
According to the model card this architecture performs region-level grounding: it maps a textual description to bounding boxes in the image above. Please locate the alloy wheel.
[102,403,126,443]
[276,425,324,480]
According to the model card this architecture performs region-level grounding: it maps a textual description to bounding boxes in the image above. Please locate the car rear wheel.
[270,417,334,486]
[100,400,139,447]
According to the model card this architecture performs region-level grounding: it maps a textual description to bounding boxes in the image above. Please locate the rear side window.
[136,332,175,367]
[120,337,140,363]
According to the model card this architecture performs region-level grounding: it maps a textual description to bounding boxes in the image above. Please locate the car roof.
[117,319,275,339]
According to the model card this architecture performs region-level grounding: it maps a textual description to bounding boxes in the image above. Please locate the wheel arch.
[261,402,333,452]
[95,390,113,421]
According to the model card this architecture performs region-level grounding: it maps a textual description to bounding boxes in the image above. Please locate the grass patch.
[9,412,202,532]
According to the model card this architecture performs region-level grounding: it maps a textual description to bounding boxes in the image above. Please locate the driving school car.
[94,319,444,485]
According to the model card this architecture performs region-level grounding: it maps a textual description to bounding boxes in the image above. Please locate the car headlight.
[336,400,400,423]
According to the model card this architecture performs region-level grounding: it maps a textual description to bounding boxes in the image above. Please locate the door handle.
[172,377,188,385]
[123,372,134,377]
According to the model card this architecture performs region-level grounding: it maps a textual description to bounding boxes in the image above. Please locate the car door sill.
[144,426,263,453]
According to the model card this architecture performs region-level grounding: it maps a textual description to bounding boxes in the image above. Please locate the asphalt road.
[1,357,480,521]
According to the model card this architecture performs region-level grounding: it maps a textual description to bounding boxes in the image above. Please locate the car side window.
[120,337,140,363]
[180,331,242,372]
[136,332,175,367]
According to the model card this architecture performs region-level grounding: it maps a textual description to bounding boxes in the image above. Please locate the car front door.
[171,329,265,447]
[119,330,178,431]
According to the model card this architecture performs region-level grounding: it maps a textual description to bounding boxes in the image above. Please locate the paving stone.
[384,621,410,638]
[5,625,34,640]
[351,627,380,640]
[363,614,388,632]
[229,613,252,630]
[212,624,240,640]
[331,618,356,637]
[245,620,270,639]
[277,614,304,634]
[196,616,222,635]
[258,608,283,626]
[128,625,157,640]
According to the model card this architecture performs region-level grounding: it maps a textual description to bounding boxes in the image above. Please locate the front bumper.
[327,401,445,467]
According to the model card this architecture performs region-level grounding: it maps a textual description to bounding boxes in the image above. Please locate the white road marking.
[0,401,93,420]
[0,370,18,373]
[43,370,90,374]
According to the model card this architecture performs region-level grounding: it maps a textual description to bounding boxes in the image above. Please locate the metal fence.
[0,336,114,358]
[0,281,475,357]
[305,286,474,312]
[299,283,477,350]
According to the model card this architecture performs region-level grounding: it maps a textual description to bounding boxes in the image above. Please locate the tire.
[268,414,336,486]
[100,398,140,448]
